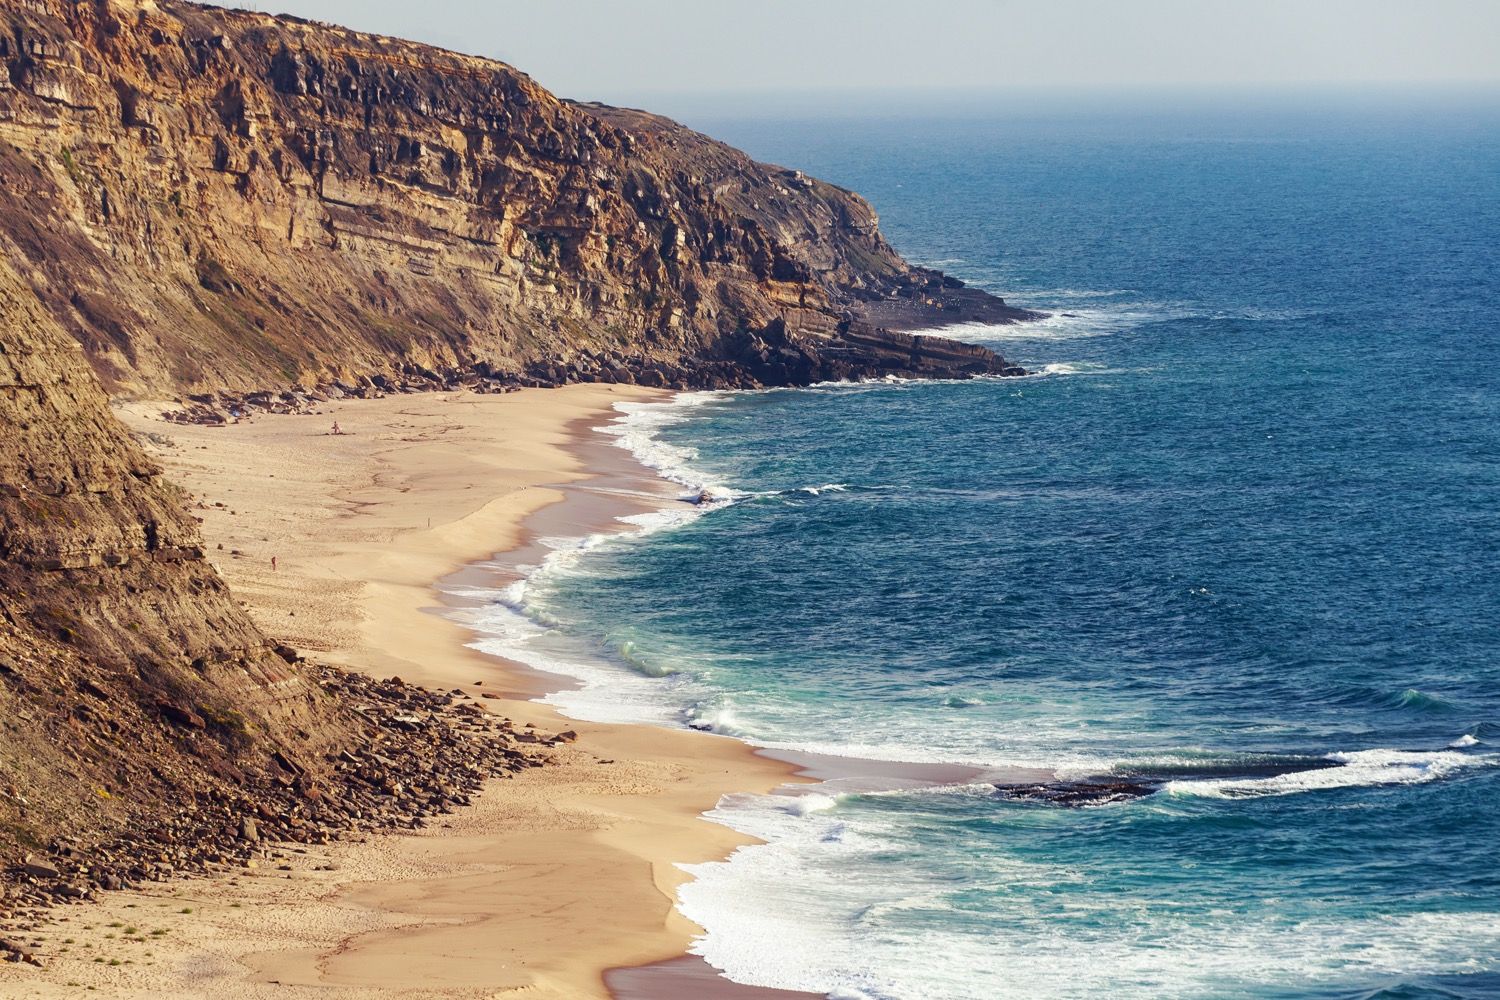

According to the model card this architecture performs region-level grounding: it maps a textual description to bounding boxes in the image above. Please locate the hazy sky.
[258,0,1500,104]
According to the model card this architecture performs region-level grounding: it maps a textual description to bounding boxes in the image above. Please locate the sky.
[256,0,1500,107]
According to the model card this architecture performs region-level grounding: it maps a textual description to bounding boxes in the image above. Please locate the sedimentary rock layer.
[0,0,1031,395]
[0,250,561,909]
[0,248,332,858]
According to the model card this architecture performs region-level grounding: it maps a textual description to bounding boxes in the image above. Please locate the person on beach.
[332,421,342,435]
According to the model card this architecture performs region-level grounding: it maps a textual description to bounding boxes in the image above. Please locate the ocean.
[464,91,1500,999]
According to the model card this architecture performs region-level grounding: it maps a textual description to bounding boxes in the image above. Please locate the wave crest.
[1166,749,1497,800]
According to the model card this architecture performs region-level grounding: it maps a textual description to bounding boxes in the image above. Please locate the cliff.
[0,245,329,877]
[0,0,1036,902]
[0,247,567,920]
[0,0,1032,397]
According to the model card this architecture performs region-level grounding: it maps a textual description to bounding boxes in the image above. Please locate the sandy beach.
[0,384,809,999]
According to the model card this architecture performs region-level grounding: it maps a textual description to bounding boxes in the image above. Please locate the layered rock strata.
[0,251,561,919]
[0,0,1031,397]
[0,250,322,873]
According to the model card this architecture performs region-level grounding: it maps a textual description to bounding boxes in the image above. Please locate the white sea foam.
[1165,748,1498,799]
[1028,287,1139,299]
[677,791,911,999]
[461,603,716,726]
[932,300,1191,345]
[676,742,1500,996]
[865,782,1001,803]
[803,375,922,392]
[681,779,1500,999]
[437,399,733,724]
[934,292,1311,353]
[1033,361,1121,376]
[598,391,728,491]
[684,701,751,736]
[778,791,845,817]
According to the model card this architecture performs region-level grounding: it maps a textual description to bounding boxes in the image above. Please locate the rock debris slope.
[0,252,560,922]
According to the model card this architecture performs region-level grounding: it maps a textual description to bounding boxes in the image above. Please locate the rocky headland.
[0,0,1037,957]
[0,0,1033,404]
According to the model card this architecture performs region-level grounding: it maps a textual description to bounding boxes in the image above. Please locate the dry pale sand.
[0,385,805,999]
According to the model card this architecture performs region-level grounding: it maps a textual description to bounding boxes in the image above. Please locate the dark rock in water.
[991,780,1158,806]
[853,280,1042,333]
[993,757,1347,807]
[1114,756,1342,783]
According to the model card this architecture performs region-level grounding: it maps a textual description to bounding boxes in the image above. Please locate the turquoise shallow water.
[467,94,1500,999]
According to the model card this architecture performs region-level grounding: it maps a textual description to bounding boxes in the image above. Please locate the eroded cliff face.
[0,0,1028,396]
[0,252,561,902]
[0,249,346,855]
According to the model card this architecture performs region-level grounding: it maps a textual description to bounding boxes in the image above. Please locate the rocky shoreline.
[159,318,1031,427]
[0,657,569,963]
[849,276,1040,333]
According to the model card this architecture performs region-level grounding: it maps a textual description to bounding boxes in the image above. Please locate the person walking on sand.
[271,555,277,572]
[331,421,342,435]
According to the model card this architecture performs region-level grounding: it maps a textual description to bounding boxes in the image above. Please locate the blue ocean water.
[470,93,1500,999]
